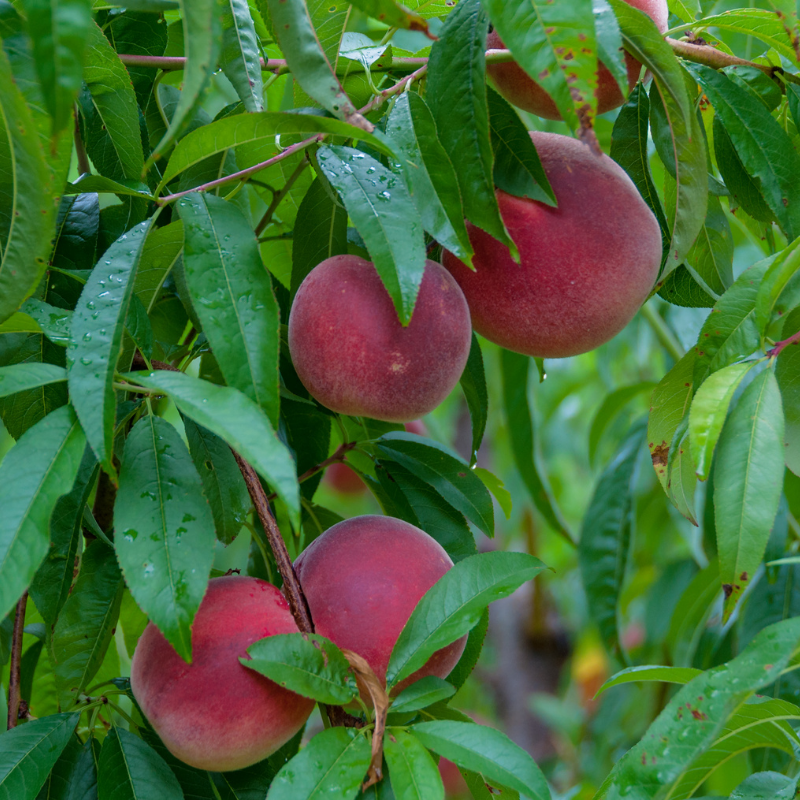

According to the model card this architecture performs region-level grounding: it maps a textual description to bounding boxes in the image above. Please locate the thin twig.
[666,37,778,78]
[267,442,358,502]
[7,593,28,729]
[640,302,684,362]
[359,64,428,115]
[255,158,310,236]
[768,328,800,359]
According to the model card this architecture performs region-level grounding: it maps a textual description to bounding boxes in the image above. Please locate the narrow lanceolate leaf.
[316,145,426,324]
[183,416,251,545]
[603,617,800,798]
[579,422,645,658]
[386,551,549,687]
[21,0,92,134]
[52,541,123,708]
[244,632,358,705]
[0,364,66,399]
[348,0,427,30]
[480,0,598,131]
[691,64,800,240]
[97,728,184,800]
[384,729,444,800]
[594,0,627,94]
[688,362,755,480]
[267,727,371,800]
[219,0,264,113]
[290,177,348,298]
[731,772,799,800]
[67,220,151,474]
[133,221,184,313]
[777,308,800,476]
[459,333,488,466]
[501,350,572,542]
[115,415,216,662]
[375,432,493,536]
[714,369,785,618]
[0,406,86,621]
[385,93,473,263]
[36,735,98,800]
[177,193,280,426]
[266,0,362,124]
[390,676,456,714]
[595,665,702,696]
[148,0,221,166]
[121,371,300,527]
[755,239,800,335]
[426,0,514,254]
[0,47,57,325]
[0,713,80,800]
[411,721,549,800]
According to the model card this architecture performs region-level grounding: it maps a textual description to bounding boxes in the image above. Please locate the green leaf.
[267,727,371,800]
[183,416,250,545]
[0,405,86,621]
[458,334,487,467]
[390,677,456,714]
[445,608,488,693]
[51,541,123,708]
[133,221,184,314]
[501,350,572,542]
[176,193,280,426]
[714,369,785,618]
[594,0,627,95]
[690,64,800,240]
[426,0,514,254]
[66,175,153,200]
[473,468,511,521]
[35,735,98,800]
[219,0,264,113]
[385,92,473,263]
[97,727,184,800]
[148,0,221,166]
[0,364,66,399]
[688,362,755,480]
[777,308,800,476]
[731,772,799,800]
[121,371,300,527]
[265,0,362,124]
[666,562,719,668]
[596,665,701,696]
[603,617,800,798]
[386,551,548,687]
[0,713,80,800]
[347,0,427,30]
[588,382,654,466]
[0,46,58,325]
[243,632,358,705]
[315,145,426,325]
[480,0,597,130]
[21,0,92,134]
[487,87,554,206]
[384,729,443,800]
[114,414,216,662]
[375,432,493,537]
[411,721,549,800]
[755,239,800,335]
[51,193,100,273]
[67,219,151,475]
[579,422,645,658]
[160,113,393,190]
[20,300,72,347]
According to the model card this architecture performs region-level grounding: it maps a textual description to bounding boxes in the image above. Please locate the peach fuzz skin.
[443,132,662,358]
[294,516,466,695]
[130,576,314,772]
[486,0,668,120]
[288,256,472,423]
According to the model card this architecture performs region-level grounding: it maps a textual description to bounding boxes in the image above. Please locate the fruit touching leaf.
[0,364,66,399]
[714,369,785,618]
[243,632,358,705]
[67,219,151,475]
[411,721,549,800]
[0,405,86,621]
[594,0,627,94]
[114,414,216,662]
[219,0,264,113]
[595,665,702,697]
[390,676,456,715]
[383,728,444,800]
[386,551,548,687]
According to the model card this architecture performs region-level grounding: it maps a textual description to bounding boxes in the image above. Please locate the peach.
[294,516,466,693]
[130,576,314,771]
[288,256,472,422]
[442,132,662,358]
[486,0,669,119]
[324,461,367,494]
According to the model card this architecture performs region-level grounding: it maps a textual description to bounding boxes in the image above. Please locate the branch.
[267,442,358,502]
[665,37,778,78]
[768,328,800,359]
[6,593,27,729]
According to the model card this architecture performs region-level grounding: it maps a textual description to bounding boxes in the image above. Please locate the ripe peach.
[130,576,314,771]
[324,461,367,494]
[486,0,668,119]
[294,516,466,693]
[442,132,662,358]
[288,256,472,422]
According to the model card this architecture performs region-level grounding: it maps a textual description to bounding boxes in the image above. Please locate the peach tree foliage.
[0,0,799,797]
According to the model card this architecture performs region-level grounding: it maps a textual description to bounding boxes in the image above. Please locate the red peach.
[130,576,314,771]
[486,0,669,119]
[324,461,367,494]
[294,516,466,693]
[442,132,662,358]
[288,256,472,422]
[439,757,469,797]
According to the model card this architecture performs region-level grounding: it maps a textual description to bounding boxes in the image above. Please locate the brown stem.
[255,157,310,236]
[768,329,800,359]
[74,112,90,175]
[266,442,357,502]
[666,37,777,78]
[359,64,428,115]
[91,470,117,539]
[7,593,27,729]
